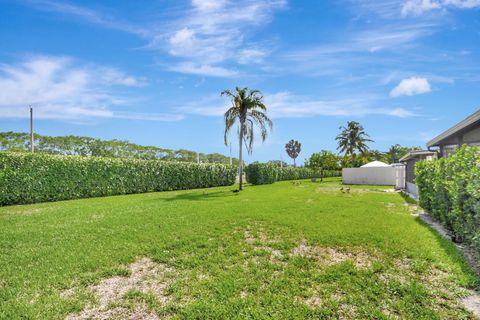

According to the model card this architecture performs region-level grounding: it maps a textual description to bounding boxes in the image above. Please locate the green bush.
[416,145,480,245]
[277,167,315,181]
[246,163,341,185]
[245,163,278,185]
[0,152,236,205]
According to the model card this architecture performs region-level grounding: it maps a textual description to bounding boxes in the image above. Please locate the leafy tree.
[285,139,301,167]
[222,87,273,191]
[366,149,385,162]
[305,150,339,171]
[267,160,288,167]
[386,144,402,163]
[336,121,373,164]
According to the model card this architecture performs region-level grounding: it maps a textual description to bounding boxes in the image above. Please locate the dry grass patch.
[66,257,175,320]
[290,240,377,270]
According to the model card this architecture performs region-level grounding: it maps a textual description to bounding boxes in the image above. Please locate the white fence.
[342,165,405,189]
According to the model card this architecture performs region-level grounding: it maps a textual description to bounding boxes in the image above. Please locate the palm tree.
[336,121,373,163]
[387,144,402,163]
[222,87,273,191]
[285,139,301,167]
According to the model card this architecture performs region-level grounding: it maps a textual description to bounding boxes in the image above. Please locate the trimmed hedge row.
[416,145,480,246]
[0,152,236,205]
[245,163,341,185]
[245,163,278,185]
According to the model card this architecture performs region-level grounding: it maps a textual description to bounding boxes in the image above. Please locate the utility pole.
[30,106,34,153]
[197,152,200,164]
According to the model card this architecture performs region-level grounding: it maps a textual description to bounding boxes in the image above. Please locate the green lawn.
[0,178,477,319]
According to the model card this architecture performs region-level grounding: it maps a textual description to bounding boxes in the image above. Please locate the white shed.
[343,160,405,188]
[361,161,390,168]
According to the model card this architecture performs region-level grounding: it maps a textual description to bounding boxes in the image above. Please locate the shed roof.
[427,109,480,147]
[361,160,390,167]
[399,150,436,162]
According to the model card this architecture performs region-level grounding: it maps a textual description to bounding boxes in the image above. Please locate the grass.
[0,177,477,319]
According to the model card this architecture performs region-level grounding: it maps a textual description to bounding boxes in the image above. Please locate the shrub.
[278,167,317,181]
[0,152,236,206]
[245,163,278,185]
[416,145,480,246]
[246,163,341,185]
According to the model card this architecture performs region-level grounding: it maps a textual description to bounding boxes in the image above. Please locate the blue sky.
[0,0,479,164]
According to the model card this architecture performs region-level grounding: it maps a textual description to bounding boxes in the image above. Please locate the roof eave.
[427,109,480,147]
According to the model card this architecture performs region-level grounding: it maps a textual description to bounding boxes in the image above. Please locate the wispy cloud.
[179,92,418,118]
[148,0,286,77]
[0,56,182,121]
[23,0,149,36]
[402,0,480,16]
[390,77,432,97]
[284,22,435,59]
[23,0,286,77]
[168,63,239,77]
[347,0,480,18]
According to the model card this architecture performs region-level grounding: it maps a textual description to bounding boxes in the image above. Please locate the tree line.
[0,132,239,165]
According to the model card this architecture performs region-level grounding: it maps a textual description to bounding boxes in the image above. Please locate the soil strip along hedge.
[0,152,236,205]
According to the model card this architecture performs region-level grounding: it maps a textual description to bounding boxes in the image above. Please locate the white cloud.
[100,68,147,87]
[0,56,182,121]
[179,92,417,118]
[401,0,480,16]
[390,77,432,97]
[152,0,286,76]
[191,0,227,11]
[168,63,238,77]
[401,0,441,16]
[237,48,268,64]
[444,0,480,8]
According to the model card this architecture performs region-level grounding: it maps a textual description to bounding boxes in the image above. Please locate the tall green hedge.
[416,145,480,245]
[0,152,236,205]
[245,163,278,185]
[246,163,341,185]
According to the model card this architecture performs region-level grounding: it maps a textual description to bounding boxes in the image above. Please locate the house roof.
[399,150,436,162]
[427,109,480,147]
[361,160,390,167]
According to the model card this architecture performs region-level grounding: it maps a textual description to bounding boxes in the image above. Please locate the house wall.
[405,159,417,184]
[342,167,403,186]
[406,182,419,199]
[438,125,480,157]
[463,126,480,144]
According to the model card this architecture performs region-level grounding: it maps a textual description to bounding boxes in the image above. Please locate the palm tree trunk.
[238,122,244,191]
[293,158,296,167]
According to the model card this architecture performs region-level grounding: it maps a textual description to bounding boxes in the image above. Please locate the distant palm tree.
[387,144,402,163]
[285,139,301,167]
[336,121,373,163]
[222,87,273,191]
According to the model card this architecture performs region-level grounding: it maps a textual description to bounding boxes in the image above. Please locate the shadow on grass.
[414,215,480,286]
[400,192,418,205]
[158,190,239,202]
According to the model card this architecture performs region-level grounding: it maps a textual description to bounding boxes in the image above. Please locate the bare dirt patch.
[66,257,175,320]
[417,212,480,317]
[316,187,390,194]
[304,296,322,308]
[462,293,480,318]
[243,227,285,267]
[7,207,47,216]
[290,240,376,270]
[244,227,278,246]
